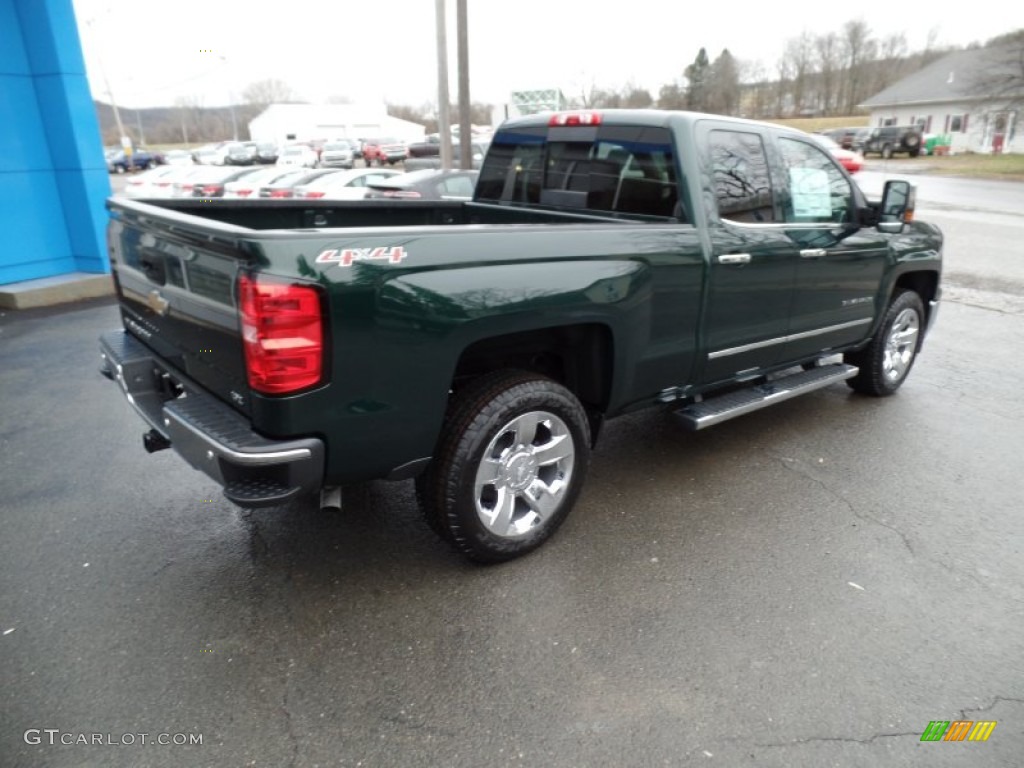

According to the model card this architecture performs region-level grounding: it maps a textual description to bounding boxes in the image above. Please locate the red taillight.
[238,275,324,395]
[269,189,293,198]
[236,189,252,196]
[201,184,221,195]
[304,191,325,199]
[549,111,602,127]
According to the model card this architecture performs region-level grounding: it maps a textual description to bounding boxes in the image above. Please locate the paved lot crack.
[771,454,915,555]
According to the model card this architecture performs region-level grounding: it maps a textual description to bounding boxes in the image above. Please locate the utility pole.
[434,0,453,170]
[84,16,127,146]
[456,0,471,169]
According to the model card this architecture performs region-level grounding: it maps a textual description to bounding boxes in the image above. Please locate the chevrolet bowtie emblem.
[147,289,170,316]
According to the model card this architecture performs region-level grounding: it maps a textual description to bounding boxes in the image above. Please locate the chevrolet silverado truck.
[98,109,942,563]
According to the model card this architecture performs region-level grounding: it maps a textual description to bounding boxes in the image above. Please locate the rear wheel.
[845,290,924,396]
[416,370,591,563]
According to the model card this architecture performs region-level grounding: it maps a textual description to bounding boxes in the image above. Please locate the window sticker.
[789,167,831,218]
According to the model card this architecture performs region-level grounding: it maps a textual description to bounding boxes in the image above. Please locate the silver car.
[318,141,355,169]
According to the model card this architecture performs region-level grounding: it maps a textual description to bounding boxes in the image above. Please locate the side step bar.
[674,363,858,430]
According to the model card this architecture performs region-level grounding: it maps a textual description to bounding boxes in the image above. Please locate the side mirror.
[878,180,916,233]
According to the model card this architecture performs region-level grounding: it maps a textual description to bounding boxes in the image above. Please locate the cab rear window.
[476,124,684,221]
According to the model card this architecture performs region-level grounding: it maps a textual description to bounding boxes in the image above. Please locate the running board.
[674,363,858,430]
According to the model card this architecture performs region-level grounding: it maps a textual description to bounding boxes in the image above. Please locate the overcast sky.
[71,0,1017,111]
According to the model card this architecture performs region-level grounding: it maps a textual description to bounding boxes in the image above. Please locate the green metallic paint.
[104,111,943,487]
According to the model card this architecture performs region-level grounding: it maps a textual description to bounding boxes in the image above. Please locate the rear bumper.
[99,329,324,508]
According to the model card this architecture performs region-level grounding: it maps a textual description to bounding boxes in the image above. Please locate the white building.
[248,104,426,145]
[860,44,1023,154]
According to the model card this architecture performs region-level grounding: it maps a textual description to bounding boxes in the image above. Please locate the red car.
[811,133,864,174]
[362,137,408,166]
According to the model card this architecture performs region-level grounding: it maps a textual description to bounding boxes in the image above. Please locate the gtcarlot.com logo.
[921,720,997,742]
[24,729,203,746]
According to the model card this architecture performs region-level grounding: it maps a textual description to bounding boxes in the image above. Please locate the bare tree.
[815,33,841,114]
[967,30,1024,111]
[622,82,654,108]
[840,20,876,114]
[241,78,297,106]
[782,33,815,114]
[657,81,686,110]
[737,60,770,118]
[589,88,623,108]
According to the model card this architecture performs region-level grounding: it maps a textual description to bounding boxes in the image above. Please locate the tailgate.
[108,202,252,415]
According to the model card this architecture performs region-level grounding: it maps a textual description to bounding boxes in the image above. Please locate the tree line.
[95,22,1018,146]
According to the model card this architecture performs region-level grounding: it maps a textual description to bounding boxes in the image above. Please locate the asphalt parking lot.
[2,183,1023,767]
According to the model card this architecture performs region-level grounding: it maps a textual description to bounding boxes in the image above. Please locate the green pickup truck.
[99,109,942,563]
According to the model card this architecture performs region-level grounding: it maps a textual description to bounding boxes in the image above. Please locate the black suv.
[861,125,923,158]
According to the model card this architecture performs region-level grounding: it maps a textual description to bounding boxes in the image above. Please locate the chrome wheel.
[473,410,575,539]
[883,308,920,382]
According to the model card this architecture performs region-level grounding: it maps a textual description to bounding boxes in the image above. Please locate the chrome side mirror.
[878,180,916,233]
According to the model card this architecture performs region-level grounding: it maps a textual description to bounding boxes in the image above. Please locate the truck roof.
[497,108,805,137]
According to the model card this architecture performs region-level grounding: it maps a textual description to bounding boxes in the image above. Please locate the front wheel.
[416,371,591,563]
[845,290,924,396]
[881,144,894,159]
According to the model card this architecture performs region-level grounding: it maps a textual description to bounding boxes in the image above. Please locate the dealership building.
[248,104,426,146]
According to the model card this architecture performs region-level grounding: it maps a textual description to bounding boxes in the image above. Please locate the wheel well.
[453,324,613,412]
[894,271,938,325]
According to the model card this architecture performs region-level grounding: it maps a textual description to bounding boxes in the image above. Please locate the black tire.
[881,144,893,159]
[845,290,925,396]
[909,148,920,158]
[415,370,591,564]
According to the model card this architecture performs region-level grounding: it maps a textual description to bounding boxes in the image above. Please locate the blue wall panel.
[0,0,111,287]
[0,170,76,284]
[0,76,54,172]
[0,0,30,74]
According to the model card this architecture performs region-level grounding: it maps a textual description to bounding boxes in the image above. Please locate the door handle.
[800,248,828,259]
[718,253,751,265]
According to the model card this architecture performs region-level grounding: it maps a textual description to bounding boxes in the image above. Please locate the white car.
[276,145,318,168]
[162,149,194,166]
[223,167,302,199]
[194,143,231,165]
[122,166,201,198]
[294,168,402,200]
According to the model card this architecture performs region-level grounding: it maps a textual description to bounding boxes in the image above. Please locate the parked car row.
[120,164,478,202]
[105,146,165,173]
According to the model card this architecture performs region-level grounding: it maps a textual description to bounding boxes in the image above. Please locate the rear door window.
[708,130,775,223]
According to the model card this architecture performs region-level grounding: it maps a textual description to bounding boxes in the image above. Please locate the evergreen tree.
[685,48,711,111]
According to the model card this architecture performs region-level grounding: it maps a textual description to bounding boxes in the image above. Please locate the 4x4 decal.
[317,246,408,267]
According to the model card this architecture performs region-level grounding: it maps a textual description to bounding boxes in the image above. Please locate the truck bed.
[117,197,647,232]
